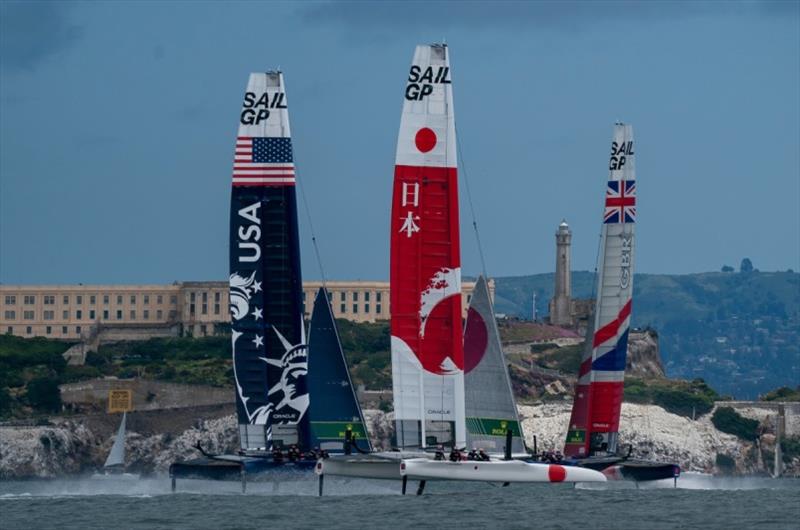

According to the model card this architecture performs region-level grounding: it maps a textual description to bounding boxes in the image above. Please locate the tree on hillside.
[721,265,734,272]
[740,258,754,273]
[26,377,62,413]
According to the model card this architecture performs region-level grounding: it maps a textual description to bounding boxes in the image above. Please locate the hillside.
[494,270,800,399]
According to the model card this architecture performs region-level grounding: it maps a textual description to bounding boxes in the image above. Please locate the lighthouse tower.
[549,219,573,327]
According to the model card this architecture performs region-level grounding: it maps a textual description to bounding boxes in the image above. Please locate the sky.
[1,0,798,284]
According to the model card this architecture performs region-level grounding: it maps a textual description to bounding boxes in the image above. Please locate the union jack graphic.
[604,180,636,224]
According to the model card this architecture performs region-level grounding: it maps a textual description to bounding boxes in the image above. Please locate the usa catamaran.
[559,123,680,484]
[170,72,369,491]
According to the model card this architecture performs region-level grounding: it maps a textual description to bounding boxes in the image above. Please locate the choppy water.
[1,474,798,529]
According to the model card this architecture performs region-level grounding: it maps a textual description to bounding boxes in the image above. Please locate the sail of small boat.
[104,411,127,469]
[564,123,636,458]
[308,287,373,453]
[229,71,309,452]
[464,276,526,454]
[390,43,466,450]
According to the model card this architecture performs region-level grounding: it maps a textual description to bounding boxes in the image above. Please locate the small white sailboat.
[93,412,138,479]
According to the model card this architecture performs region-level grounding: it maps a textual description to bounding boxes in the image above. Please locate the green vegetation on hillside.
[494,271,800,399]
[623,377,721,418]
[0,335,72,417]
[335,319,391,389]
[760,386,800,402]
[782,437,800,463]
[532,343,583,375]
[0,334,233,418]
[711,407,760,441]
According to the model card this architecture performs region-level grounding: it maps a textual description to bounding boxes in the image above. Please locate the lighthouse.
[549,219,573,327]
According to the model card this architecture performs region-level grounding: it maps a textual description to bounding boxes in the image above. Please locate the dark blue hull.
[169,455,316,482]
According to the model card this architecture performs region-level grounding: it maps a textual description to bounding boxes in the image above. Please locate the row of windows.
[188,303,222,316]
[3,309,176,321]
[3,294,180,306]
[7,325,83,336]
[338,303,381,315]
[189,292,222,303]
[339,291,382,302]
[300,291,384,303]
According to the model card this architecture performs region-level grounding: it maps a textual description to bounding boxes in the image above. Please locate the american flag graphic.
[603,180,636,224]
[233,137,295,187]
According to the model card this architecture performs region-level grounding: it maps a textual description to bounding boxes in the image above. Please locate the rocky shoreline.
[1,402,795,479]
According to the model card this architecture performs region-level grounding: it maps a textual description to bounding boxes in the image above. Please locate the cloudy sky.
[1,1,798,284]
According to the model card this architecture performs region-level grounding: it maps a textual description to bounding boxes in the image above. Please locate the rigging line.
[454,121,488,280]
[293,152,329,294]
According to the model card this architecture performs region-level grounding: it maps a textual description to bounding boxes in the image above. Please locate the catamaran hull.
[314,455,404,480]
[572,457,680,482]
[400,459,607,483]
[170,456,315,482]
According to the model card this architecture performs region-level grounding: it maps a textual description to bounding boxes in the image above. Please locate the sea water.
[1,474,798,529]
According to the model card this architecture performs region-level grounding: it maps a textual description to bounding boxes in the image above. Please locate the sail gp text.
[405,65,450,101]
[240,91,287,125]
[609,140,634,170]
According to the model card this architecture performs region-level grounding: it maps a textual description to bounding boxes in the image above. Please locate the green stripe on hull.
[310,421,368,440]
[466,417,521,437]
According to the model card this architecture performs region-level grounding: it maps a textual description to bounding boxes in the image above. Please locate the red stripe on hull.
[390,164,462,375]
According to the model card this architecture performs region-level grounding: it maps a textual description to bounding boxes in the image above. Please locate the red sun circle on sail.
[414,127,437,153]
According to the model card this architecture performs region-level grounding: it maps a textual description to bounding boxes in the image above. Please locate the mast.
[564,123,636,458]
[390,44,465,449]
[229,72,309,452]
[464,276,526,454]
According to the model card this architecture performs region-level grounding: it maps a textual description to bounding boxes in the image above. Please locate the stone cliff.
[2,403,796,479]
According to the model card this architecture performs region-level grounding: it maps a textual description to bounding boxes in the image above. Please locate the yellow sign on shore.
[108,390,132,413]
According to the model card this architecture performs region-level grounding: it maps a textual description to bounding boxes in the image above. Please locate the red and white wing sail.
[390,44,465,449]
[565,123,636,458]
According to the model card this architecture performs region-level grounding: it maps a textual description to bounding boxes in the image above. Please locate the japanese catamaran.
[561,123,680,483]
[316,45,605,492]
[170,72,368,491]
[400,276,605,485]
[316,43,462,487]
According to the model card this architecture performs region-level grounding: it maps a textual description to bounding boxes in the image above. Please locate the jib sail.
[308,287,372,453]
[464,276,526,454]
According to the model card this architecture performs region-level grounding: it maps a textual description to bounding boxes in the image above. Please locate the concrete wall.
[59,378,231,413]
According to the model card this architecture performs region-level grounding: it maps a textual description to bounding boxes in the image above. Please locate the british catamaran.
[170,72,368,491]
[561,123,680,483]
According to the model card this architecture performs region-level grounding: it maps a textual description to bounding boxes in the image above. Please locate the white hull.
[91,472,140,480]
[400,459,607,483]
[315,452,429,480]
